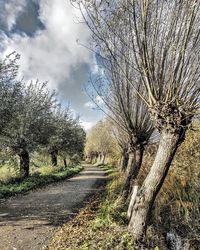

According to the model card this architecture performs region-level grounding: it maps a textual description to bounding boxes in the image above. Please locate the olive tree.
[48,108,86,167]
[67,120,86,164]
[48,108,70,166]
[3,81,56,179]
[0,53,22,133]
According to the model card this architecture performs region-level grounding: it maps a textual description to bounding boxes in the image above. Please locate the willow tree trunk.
[19,149,30,179]
[98,153,102,164]
[50,151,57,166]
[128,131,180,239]
[120,149,129,172]
[123,145,144,200]
[102,154,106,164]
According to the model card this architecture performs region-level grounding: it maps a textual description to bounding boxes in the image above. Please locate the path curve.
[0,165,106,250]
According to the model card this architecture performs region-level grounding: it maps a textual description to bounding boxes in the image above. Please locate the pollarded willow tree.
[90,55,154,198]
[75,0,154,199]
[74,0,200,239]
[122,0,200,238]
[111,122,129,172]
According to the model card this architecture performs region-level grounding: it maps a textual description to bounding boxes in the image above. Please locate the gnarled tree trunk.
[128,131,181,239]
[50,150,58,166]
[123,144,144,200]
[19,148,30,179]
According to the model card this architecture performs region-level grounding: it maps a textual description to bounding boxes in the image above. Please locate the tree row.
[0,53,86,179]
[74,0,200,240]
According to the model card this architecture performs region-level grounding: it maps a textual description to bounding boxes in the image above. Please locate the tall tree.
[74,0,200,239]
[78,0,154,198]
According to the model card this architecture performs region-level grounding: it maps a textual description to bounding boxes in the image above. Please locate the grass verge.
[0,165,83,199]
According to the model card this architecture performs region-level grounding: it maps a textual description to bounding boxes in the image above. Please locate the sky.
[0,0,104,130]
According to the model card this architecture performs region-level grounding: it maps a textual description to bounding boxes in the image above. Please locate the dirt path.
[0,165,106,250]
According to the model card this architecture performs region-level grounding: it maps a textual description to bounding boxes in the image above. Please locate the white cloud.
[0,0,105,130]
[1,0,91,89]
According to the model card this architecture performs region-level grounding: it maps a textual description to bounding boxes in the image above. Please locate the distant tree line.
[73,0,200,240]
[0,53,86,179]
[85,120,120,165]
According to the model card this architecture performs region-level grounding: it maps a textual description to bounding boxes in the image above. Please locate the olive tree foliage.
[67,119,86,160]
[48,108,72,167]
[48,108,86,167]
[85,120,119,164]
[0,53,22,133]
[73,0,200,239]
[2,81,57,179]
[0,53,86,179]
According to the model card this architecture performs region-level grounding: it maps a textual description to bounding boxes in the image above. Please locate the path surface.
[0,165,106,250]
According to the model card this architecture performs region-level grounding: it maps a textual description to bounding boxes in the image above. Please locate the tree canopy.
[0,53,86,179]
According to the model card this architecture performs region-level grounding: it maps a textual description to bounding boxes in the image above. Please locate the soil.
[0,164,106,250]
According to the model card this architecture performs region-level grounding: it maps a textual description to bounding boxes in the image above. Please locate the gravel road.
[0,165,106,250]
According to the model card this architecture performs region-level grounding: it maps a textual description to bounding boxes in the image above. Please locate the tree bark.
[102,154,106,164]
[128,131,180,239]
[100,154,102,163]
[50,150,57,166]
[63,157,67,168]
[120,149,129,172]
[19,149,30,179]
[123,145,144,200]
[96,153,100,164]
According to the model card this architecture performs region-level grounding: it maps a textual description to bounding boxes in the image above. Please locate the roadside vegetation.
[0,53,86,197]
[45,125,200,249]
[1,0,200,249]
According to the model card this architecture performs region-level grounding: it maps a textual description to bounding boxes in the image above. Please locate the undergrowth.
[137,125,200,248]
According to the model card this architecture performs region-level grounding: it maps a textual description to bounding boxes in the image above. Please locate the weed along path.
[0,164,106,250]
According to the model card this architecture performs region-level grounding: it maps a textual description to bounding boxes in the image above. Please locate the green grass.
[0,165,18,183]
[0,165,83,199]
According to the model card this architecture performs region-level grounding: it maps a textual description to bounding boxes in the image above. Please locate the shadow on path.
[0,164,106,250]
